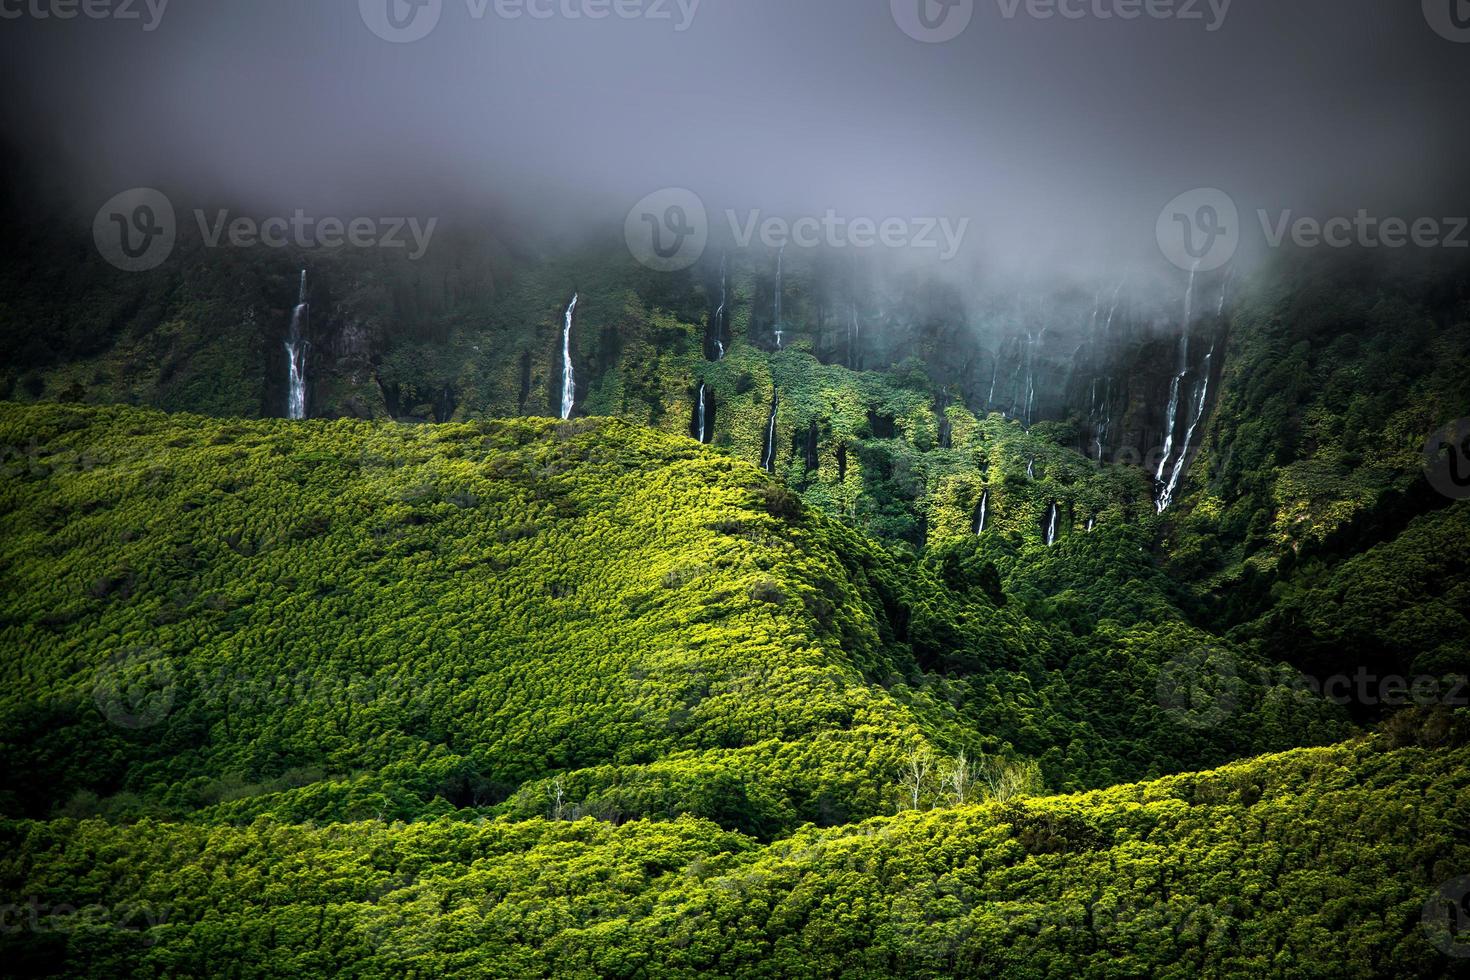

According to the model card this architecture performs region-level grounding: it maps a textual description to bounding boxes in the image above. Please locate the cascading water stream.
[696,383,708,444]
[560,293,579,420]
[1154,262,1198,511]
[713,255,728,360]
[285,269,309,420]
[773,247,784,350]
[1161,336,1217,511]
[761,391,779,473]
[974,488,989,534]
[1044,502,1059,546]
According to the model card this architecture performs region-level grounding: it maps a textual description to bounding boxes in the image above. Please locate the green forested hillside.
[0,403,1350,835]
[1,251,1468,977]
[2,736,1466,977]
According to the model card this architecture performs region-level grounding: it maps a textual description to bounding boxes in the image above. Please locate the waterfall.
[1044,502,1059,546]
[1091,377,1113,461]
[1154,262,1198,511]
[761,391,779,473]
[1104,277,1126,333]
[773,247,784,350]
[1087,516,1096,532]
[1217,264,1234,316]
[1026,457,1035,480]
[1023,331,1037,425]
[696,383,708,444]
[1161,336,1217,512]
[560,293,579,420]
[285,269,308,420]
[714,254,728,360]
[974,488,989,535]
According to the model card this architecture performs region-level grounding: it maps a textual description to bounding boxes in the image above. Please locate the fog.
[3,0,1467,280]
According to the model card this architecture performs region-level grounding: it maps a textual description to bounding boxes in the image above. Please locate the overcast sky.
[3,0,1467,274]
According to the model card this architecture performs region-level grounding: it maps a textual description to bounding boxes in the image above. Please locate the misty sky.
[2,0,1467,273]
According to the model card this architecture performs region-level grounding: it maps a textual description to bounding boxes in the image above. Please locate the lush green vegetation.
[2,244,1469,976]
[2,736,1466,977]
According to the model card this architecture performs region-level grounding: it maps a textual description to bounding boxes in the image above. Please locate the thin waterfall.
[285,269,308,420]
[1154,261,1198,511]
[773,247,785,350]
[560,293,578,420]
[696,383,708,443]
[714,254,727,360]
[1161,335,1217,512]
[1103,277,1126,339]
[761,391,779,473]
[1026,457,1035,480]
[974,488,989,535]
[1087,516,1096,532]
[1217,264,1234,316]
[1044,502,1060,546]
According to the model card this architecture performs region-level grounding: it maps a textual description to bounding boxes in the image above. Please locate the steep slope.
[0,403,1349,833]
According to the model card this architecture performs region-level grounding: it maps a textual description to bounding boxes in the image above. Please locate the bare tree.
[974,751,1042,804]
[550,776,566,821]
[942,749,975,805]
[902,745,934,810]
